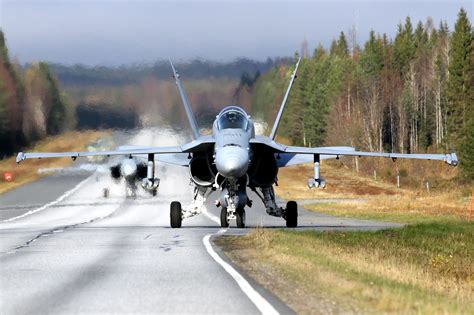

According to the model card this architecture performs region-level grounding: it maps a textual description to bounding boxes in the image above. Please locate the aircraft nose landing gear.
[220,207,230,228]
[220,206,246,228]
[236,207,246,228]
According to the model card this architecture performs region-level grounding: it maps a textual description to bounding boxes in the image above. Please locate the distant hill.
[46,58,291,87]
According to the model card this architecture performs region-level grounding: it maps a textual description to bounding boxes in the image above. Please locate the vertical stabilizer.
[269,57,301,140]
[170,60,200,139]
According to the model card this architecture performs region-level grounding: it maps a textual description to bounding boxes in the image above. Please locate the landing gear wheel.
[236,208,246,228]
[220,207,229,228]
[152,188,158,197]
[103,188,109,198]
[170,201,182,228]
[285,201,298,228]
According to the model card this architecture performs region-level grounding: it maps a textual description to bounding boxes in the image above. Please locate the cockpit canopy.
[217,106,249,130]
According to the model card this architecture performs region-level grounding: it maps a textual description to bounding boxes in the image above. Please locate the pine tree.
[39,62,67,135]
[0,80,11,157]
[329,32,349,58]
[360,30,384,77]
[458,34,474,181]
[337,32,349,57]
[459,112,474,182]
[0,29,25,155]
[447,8,472,147]
[414,21,428,49]
[313,43,326,61]
[393,17,416,74]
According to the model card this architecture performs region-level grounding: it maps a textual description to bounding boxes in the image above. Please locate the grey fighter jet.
[16,59,458,228]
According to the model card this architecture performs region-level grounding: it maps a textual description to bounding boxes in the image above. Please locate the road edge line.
[1,175,93,223]
[201,205,220,225]
[203,232,279,315]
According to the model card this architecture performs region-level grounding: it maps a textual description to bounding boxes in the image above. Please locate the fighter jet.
[107,156,159,198]
[16,59,458,228]
[86,137,159,198]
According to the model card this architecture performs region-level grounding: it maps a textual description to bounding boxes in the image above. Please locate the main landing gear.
[254,186,298,228]
[170,201,182,228]
[169,183,298,228]
[170,186,211,229]
[285,201,298,228]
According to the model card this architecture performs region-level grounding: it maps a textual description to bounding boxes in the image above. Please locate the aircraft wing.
[16,136,215,165]
[116,145,190,166]
[282,145,459,166]
[276,147,356,167]
[250,137,458,166]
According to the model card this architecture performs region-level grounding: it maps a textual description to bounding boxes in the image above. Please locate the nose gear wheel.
[220,207,229,228]
[236,208,246,228]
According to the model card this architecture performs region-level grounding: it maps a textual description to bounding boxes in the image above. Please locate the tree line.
[249,8,473,181]
[0,30,73,158]
[49,57,289,87]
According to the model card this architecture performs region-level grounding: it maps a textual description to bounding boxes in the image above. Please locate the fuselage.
[212,106,255,180]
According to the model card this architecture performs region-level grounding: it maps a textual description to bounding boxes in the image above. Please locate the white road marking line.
[203,231,279,315]
[1,175,93,223]
[7,201,124,254]
[201,205,220,225]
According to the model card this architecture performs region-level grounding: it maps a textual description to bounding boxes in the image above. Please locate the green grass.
[297,221,473,283]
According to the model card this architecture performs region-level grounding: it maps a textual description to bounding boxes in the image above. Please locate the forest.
[0,30,73,159]
[237,8,473,182]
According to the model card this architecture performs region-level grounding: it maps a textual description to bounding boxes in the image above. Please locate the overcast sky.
[0,0,471,65]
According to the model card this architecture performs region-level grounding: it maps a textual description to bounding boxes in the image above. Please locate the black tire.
[236,208,246,228]
[152,188,158,197]
[170,201,182,228]
[220,207,229,228]
[286,201,298,228]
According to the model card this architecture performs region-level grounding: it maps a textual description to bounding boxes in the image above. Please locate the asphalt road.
[0,129,400,314]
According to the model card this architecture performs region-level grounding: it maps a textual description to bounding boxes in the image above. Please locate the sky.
[0,0,472,65]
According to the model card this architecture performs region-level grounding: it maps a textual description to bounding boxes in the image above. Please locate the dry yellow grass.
[307,192,470,223]
[0,130,107,194]
[275,161,401,199]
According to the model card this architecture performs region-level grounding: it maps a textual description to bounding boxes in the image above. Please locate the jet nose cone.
[215,146,249,179]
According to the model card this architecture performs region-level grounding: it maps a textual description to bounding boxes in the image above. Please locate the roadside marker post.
[3,172,13,182]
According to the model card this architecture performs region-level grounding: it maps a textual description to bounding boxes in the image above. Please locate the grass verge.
[217,162,473,313]
[0,130,107,194]
[306,193,470,224]
[217,221,473,314]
